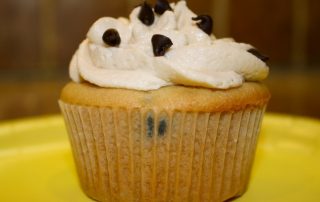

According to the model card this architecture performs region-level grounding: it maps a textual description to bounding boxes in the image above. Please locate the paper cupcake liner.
[59,101,266,202]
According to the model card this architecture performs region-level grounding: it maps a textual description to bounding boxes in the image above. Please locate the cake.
[59,1,270,201]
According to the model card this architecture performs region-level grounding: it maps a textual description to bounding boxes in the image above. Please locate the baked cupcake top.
[70,0,269,91]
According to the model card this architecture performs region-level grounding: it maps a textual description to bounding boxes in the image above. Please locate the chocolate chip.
[151,34,173,56]
[158,119,167,136]
[102,29,121,47]
[138,1,155,26]
[192,15,213,35]
[247,48,269,62]
[146,115,154,137]
[154,0,172,15]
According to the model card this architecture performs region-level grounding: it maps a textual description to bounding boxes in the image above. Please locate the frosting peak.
[70,0,269,90]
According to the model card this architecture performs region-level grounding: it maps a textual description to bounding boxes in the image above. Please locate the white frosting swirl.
[70,0,269,90]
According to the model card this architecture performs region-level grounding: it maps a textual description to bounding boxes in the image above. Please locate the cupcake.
[59,0,270,201]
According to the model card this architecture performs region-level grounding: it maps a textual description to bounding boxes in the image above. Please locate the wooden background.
[0,0,320,120]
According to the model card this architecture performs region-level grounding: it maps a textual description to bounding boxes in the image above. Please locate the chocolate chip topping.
[192,15,213,35]
[247,48,269,62]
[151,34,173,56]
[154,0,172,15]
[138,1,155,26]
[102,29,121,47]
[146,115,154,137]
[158,119,167,136]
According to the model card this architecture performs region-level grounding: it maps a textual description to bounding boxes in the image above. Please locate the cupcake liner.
[59,101,266,202]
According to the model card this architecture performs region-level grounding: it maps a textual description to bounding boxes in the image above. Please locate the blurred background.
[0,0,319,121]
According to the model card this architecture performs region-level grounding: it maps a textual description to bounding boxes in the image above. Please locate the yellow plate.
[0,114,320,202]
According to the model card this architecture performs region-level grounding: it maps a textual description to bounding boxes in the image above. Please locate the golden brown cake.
[59,82,270,201]
[59,0,271,201]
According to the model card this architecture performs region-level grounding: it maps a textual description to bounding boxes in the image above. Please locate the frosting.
[70,0,269,90]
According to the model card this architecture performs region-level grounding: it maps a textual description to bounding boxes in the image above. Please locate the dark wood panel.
[307,0,320,66]
[0,0,40,69]
[230,0,292,65]
[188,0,213,15]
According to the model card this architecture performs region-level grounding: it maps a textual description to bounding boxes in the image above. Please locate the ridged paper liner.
[59,101,266,202]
